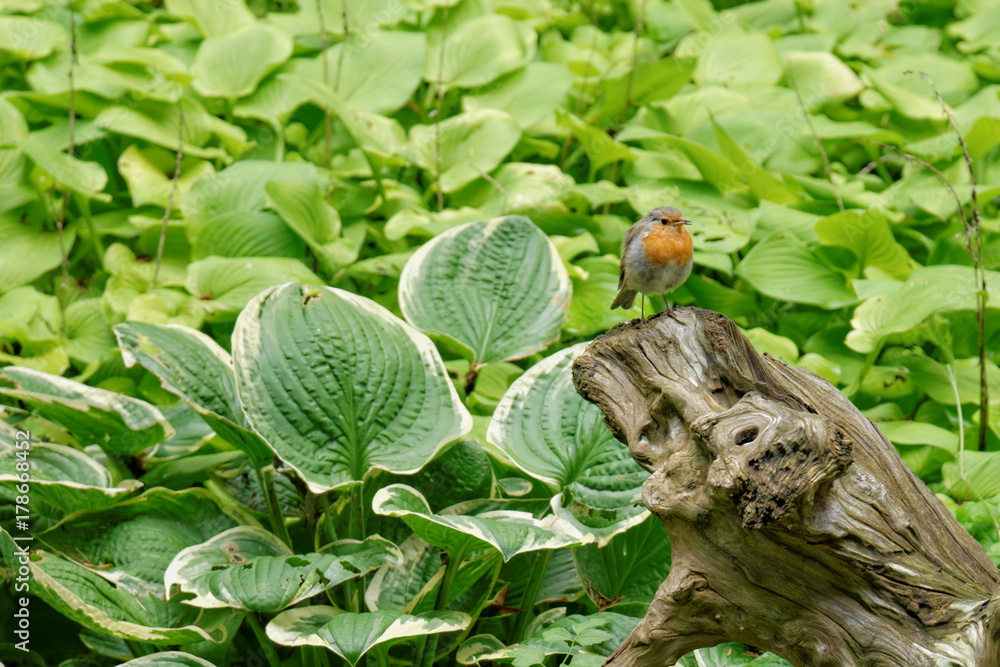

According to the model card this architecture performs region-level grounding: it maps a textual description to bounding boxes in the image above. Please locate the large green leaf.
[814,210,912,279]
[694,30,782,86]
[189,211,305,260]
[488,344,632,490]
[410,110,521,192]
[0,527,219,646]
[164,0,256,37]
[846,266,1000,353]
[463,62,574,129]
[399,215,571,364]
[326,31,426,114]
[0,443,141,515]
[165,526,401,612]
[0,367,173,456]
[572,514,670,610]
[20,134,110,202]
[185,256,322,321]
[192,23,293,99]
[113,321,273,464]
[117,145,214,209]
[232,283,472,493]
[264,180,348,275]
[424,14,535,91]
[372,484,586,561]
[0,216,77,293]
[736,232,857,308]
[37,487,242,592]
[120,653,216,667]
[267,607,470,666]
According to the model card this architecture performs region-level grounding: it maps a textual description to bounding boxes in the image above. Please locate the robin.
[610,206,693,319]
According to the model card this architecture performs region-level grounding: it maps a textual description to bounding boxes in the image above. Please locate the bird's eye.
[660,219,667,225]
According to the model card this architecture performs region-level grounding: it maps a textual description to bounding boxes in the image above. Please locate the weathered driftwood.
[572,307,1000,667]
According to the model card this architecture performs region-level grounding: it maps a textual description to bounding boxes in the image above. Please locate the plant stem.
[317,491,338,549]
[511,549,552,642]
[77,196,103,267]
[316,0,331,166]
[420,546,464,667]
[434,5,449,212]
[246,613,282,667]
[125,640,153,657]
[153,101,184,289]
[257,465,292,549]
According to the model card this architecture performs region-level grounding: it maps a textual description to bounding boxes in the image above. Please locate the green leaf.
[0,443,141,514]
[399,215,571,364]
[424,15,535,91]
[410,110,522,192]
[164,0,256,37]
[64,298,115,365]
[463,62,574,129]
[326,31,426,114]
[556,111,635,178]
[488,344,628,491]
[265,180,347,275]
[232,283,472,493]
[944,451,1000,503]
[117,145,214,209]
[0,528,217,645]
[164,526,401,612]
[711,119,798,204]
[736,232,857,308]
[192,23,293,98]
[815,210,912,279]
[876,421,958,453]
[95,98,236,161]
[189,211,305,260]
[266,607,470,667]
[37,487,242,590]
[573,514,670,609]
[21,134,110,202]
[0,16,65,61]
[0,216,77,293]
[182,160,323,228]
[782,51,864,108]
[846,266,1000,353]
[113,321,274,464]
[372,484,586,561]
[694,30,783,86]
[119,653,216,667]
[0,367,174,456]
[185,256,322,321]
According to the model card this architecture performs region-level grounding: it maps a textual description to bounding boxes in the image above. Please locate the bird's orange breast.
[642,225,693,267]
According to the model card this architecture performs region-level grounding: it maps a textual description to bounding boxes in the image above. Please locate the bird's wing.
[619,223,642,289]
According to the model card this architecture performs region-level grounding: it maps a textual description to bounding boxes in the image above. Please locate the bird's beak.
[679,219,691,225]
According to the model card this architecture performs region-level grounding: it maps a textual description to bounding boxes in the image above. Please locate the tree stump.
[571,308,1000,667]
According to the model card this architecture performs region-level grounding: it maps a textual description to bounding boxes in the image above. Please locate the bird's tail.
[610,288,637,310]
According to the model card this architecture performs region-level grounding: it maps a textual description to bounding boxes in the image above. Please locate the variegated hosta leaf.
[0,442,141,514]
[40,488,242,595]
[399,215,571,365]
[165,526,402,613]
[462,611,639,665]
[0,528,219,645]
[0,367,174,456]
[266,607,471,667]
[372,484,586,561]
[232,283,472,493]
[114,321,273,464]
[488,344,649,545]
[119,652,217,667]
[572,513,671,612]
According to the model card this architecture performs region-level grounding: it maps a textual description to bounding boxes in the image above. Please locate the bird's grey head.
[643,206,690,226]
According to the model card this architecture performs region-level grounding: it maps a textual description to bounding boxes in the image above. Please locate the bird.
[610,206,693,320]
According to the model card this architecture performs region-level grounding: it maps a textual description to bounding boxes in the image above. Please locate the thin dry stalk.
[317,0,332,166]
[914,70,989,451]
[152,104,184,289]
[54,0,78,333]
[434,6,449,211]
[789,74,843,211]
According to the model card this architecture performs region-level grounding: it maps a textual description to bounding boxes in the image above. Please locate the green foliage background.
[1,0,999,664]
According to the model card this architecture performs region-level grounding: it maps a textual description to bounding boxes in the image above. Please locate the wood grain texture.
[571,307,1000,666]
